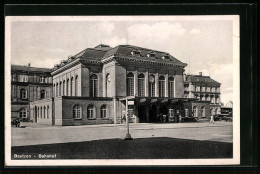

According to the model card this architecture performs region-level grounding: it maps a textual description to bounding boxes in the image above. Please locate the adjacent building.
[11,65,53,120]
[183,73,221,117]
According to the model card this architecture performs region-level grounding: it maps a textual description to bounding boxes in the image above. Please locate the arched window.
[73,105,82,119]
[168,77,174,98]
[63,80,66,96]
[87,105,96,118]
[66,79,69,96]
[185,108,189,117]
[71,77,74,96]
[192,106,197,117]
[90,74,98,97]
[138,74,145,97]
[20,88,27,99]
[44,106,46,118]
[106,74,111,97]
[149,75,155,97]
[59,81,62,96]
[47,106,49,119]
[40,89,46,99]
[201,106,205,117]
[127,73,134,96]
[101,105,107,118]
[20,108,27,118]
[40,107,42,118]
[159,76,165,97]
[56,83,59,97]
[37,107,39,118]
[75,75,78,96]
[169,107,174,117]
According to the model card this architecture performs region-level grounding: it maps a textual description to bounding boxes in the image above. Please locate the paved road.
[11,122,233,147]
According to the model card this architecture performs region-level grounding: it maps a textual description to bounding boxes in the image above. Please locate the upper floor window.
[90,74,98,97]
[71,77,74,96]
[159,76,165,97]
[12,74,16,81]
[101,105,107,118]
[168,77,174,98]
[127,73,134,96]
[40,89,46,99]
[19,75,28,82]
[40,76,47,83]
[59,81,62,96]
[106,74,111,97]
[138,74,145,97]
[20,88,27,99]
[75,75,79,96]
[20,108,27,118]
[66,79,69,96]
[73,104,82,119]
[149,75,155,97]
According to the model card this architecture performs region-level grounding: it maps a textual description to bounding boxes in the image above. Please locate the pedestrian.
[210,115,214,124]
[179,114,182,123]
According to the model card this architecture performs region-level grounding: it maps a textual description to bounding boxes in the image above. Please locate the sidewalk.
[19,121,232,130]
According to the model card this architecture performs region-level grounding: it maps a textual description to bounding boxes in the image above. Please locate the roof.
[74,47,113,60]
[11,65,52,73]
[102,45,186,66]
[185,74,221,85]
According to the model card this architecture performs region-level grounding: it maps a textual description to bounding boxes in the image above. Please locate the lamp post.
[124,97,133,140]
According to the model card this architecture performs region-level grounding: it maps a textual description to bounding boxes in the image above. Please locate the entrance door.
[138,105,146,123]
[149,105,158,122]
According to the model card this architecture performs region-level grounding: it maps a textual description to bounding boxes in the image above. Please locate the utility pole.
[124,97,133,140]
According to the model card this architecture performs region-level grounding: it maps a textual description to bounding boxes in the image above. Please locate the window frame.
[73,104,82,119]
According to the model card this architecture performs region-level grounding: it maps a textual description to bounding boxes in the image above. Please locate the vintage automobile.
[11,118,20,127]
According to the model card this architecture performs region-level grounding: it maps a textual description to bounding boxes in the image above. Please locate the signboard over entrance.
[128,101,134,105]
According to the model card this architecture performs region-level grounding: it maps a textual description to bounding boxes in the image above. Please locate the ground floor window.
[169,108,174,117]
[101,105,107,118]
[20,108,27,118]
[185,108,189,117]
[87,105,96,118]
[192,106,197,117]
[73,105,82,119]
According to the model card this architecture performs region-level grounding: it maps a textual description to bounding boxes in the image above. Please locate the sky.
[10,16,235,104]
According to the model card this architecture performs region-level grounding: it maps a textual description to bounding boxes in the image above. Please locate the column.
[155,70,159,97]
[113,97,117,124]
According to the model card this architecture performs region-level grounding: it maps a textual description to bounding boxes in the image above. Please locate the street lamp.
[124,97,133,140]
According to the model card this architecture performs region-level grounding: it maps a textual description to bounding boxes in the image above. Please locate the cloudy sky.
[10,16,235,104]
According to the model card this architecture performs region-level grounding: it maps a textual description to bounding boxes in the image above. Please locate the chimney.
[28,63,31,67]
[199,72,202,76]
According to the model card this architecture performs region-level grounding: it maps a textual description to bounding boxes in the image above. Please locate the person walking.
[210,115,214,124]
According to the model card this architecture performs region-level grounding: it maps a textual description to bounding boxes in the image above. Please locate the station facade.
[27,44,221,126]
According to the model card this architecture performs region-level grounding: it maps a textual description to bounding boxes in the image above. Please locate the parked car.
[11,118,20,127]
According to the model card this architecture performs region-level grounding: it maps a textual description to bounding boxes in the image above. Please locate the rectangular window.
[40,76,47,83]
[169,109,174,117]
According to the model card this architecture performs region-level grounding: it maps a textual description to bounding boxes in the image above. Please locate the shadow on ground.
[12,137,232,159]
